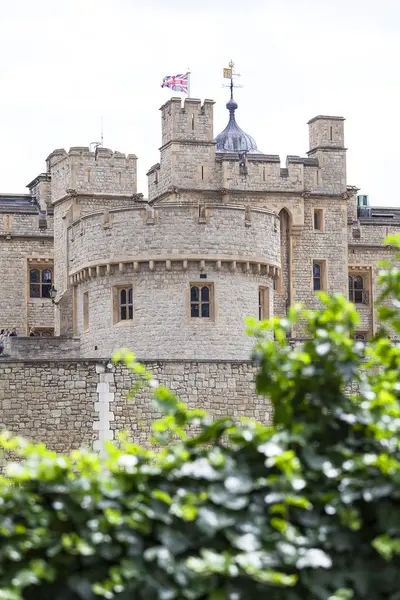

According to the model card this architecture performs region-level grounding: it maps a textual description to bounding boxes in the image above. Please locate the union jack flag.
[161,73,189,94]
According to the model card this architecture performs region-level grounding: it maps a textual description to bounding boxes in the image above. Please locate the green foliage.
[1,237,400,599]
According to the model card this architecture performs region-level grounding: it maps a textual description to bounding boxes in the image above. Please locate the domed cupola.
[215,89,260,154]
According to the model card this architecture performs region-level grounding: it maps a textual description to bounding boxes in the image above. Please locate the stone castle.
[0,91,399,453]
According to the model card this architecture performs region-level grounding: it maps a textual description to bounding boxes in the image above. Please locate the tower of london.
[1,92,398,453]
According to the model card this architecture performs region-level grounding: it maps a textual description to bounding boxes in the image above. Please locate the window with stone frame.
[313,208,324,232]
[348,274,369,305]
[190,283,213,318]
[258,287,270,320]
[113,285,134,324]
[313,261,326,291]
[29,267,53,299]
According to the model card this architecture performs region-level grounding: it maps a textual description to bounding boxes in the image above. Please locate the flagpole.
[187,69,191,97]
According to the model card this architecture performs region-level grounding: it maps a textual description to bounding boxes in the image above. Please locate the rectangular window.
[313,209,324,232]
[313,260,326,291]
[29,265,53,298]
[348,274,369,305]
[119,287,133,321]
[113,285,134,324]
[190,283,214,319]
[83,291,89,332]
[258,287,270,320]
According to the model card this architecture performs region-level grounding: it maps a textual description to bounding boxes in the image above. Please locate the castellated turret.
[47,146,138,335]
[307,116,347,195]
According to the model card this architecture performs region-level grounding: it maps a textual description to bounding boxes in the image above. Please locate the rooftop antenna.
[222,60,243,97]
[89,116,104,153]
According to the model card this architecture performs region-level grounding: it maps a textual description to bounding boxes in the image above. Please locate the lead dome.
[214,93,260,154]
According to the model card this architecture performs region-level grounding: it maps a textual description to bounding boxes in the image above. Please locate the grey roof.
[0,194,53,215]
[0,194,34,214]
[215,95,260,154]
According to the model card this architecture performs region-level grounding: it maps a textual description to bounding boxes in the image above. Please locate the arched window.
[355,333,365,341]
[190,284,212,318]
[119,287,133,321]
[349,275,364,303]
[29,267,53,298]
[313,263,321,291]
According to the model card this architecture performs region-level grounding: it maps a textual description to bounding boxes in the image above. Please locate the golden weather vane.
[222,60,243,96]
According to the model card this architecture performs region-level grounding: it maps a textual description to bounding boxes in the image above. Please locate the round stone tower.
[68,202,280,360]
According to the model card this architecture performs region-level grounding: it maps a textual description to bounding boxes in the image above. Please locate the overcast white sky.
[0,0,399,205]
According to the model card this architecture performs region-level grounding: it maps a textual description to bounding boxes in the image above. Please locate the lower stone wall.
[110,361,271,447]
[0,358,269,454]
[0,360,98,452]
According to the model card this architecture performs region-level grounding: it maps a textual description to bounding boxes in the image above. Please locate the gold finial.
[222,61,243,92]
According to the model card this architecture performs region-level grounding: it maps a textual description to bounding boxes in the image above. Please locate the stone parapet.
[2,336,81,359]
[67,204,281,276]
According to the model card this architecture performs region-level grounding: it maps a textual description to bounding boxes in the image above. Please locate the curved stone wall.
[77,262,274,360]
[67,204,281,276]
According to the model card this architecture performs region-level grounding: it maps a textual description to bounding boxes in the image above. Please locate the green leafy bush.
[1,240,400,600]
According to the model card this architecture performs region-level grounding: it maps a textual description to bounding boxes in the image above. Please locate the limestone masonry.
[0,92,399,453]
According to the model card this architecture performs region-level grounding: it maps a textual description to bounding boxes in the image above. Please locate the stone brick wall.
[0,360,98,453]
[0,213,53,237]
[2,336,81,359]
[67,204,281,273]
[110,360,271,447]
[0,212,53,334]
[348,220,400,247]
[0,358,268,455]
[348,225,400,333]
[27,298,54,331]
[77,262,274,360]
[292,197,349,335]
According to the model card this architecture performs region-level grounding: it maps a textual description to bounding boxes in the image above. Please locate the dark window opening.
[313,263,321,291]
[29,267,53,299]
[190,284,212,318]
[119,287,133,321]
[349,275,365,304]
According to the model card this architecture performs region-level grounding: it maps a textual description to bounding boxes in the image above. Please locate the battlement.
[66,203,281,278]
[160,97,215,147]
[46,147,137,169]
[46,147,138,203]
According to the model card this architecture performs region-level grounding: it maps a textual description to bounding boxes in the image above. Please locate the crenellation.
[308,115,345,151]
